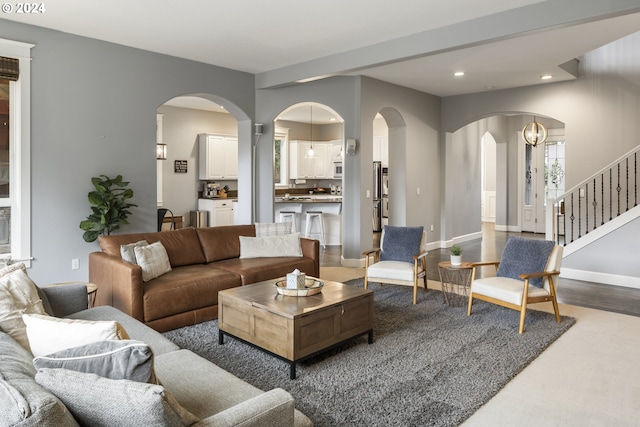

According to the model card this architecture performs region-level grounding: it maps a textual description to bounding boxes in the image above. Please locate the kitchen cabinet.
[198,198,235,227]
[330,140,343,162]
[289,140,329,179]
[198,134,238,180]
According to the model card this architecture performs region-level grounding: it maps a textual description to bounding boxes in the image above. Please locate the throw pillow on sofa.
[33,340,158,384]
[120,240,149,264]
[239,232,303,259]
[36,368,200,427]
[0,265,48,353]
[23,313,130,357]
[134,241,172,282]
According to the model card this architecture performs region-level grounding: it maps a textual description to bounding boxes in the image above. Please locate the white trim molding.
[561,268,640,290]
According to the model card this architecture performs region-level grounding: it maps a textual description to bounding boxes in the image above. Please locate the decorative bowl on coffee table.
[275,277,324,296]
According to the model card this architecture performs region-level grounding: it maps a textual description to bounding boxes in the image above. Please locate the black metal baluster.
[617,163,621,217]
[570,193,575,243]
[585,184,589,234]
[609,169,613,221]
[626,158,629,212]
[601,173,605,225]
[578,186,582,238]
[593,178,597,232]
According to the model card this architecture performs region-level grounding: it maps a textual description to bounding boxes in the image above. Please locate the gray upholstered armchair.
[467,236,563,333]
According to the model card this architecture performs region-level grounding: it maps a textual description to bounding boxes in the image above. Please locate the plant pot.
[450,255,462,266]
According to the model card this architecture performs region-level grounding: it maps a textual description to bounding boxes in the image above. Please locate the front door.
[522,137,566,233]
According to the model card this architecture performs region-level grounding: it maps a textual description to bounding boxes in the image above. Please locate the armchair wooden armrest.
[470,260,500,268]
[519,270,561,280]
[362,248,380,268]
[413,250,429,261]
[362,248,380,256]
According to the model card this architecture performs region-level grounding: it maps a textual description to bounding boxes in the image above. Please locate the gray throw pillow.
[33,340,158,384]
[35,368,200,427]
[496,236,555,287]
[379,225,424,264]
[120,240,149,264]
[0,332,78,426]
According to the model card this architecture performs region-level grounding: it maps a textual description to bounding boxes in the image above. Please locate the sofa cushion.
[23,313,129,357]
[212,257,317,286]
[33,340,158,384]
[99,228,206,267]
[134,241,172,282]
[0,265,48,352]
[196,225,256,263]
[35,368,199,427]
[120,240,149,264]
[67,306,180,356]
[142,265,241,323]
[0,332,79,426]
[239,233,303,259]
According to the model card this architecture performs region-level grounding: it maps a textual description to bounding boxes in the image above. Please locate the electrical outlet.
[417,187,421,195]
[71,258,79,270]
[430,224,434,232]
[366,190,370,198]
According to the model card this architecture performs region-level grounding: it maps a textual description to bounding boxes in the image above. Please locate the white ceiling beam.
[255,0,640,89]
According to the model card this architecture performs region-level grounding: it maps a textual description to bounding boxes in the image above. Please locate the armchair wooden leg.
[364,276,369,290]
[467,294,474,316]
[548,277,561,323]
[413,281,418,305]
[518,304,527,334]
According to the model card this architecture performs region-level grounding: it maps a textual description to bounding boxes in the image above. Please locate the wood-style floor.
[320,224,640,317]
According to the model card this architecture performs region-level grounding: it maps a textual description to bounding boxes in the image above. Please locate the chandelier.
[522,116,548,146]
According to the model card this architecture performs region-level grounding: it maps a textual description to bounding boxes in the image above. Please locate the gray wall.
[441,32,640,279]
[0,20,254,284]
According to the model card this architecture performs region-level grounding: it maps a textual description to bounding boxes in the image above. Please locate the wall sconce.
[522,117,547,146]
[156,143,167,160]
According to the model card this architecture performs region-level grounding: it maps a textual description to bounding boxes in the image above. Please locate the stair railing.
[549,145,640,246]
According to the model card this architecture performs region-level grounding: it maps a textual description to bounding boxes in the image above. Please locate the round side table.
[437,261,473,307]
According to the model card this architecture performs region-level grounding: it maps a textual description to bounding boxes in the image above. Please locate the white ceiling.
[5,0,640,115]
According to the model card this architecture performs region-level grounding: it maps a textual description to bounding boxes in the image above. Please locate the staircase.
[549,145,640,248]
[547,146,640,288]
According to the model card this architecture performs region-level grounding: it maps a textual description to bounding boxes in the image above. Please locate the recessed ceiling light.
[485,86,495,90]
[540,74,553,80]
[454,71,465,77]
[329,118,336,121]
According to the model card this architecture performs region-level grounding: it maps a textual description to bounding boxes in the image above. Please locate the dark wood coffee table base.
[219,328,373,379]
[218,278,374,379]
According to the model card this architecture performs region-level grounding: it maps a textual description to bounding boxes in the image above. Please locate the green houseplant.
[79,175,137,242]
[450,244,462,265]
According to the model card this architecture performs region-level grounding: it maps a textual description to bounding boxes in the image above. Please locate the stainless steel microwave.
[333,162,343,178]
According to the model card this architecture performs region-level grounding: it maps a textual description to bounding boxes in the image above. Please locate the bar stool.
[278,211,297,233]
[305,211,325,249]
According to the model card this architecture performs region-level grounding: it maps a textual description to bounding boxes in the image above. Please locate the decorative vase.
[450,255,462,266]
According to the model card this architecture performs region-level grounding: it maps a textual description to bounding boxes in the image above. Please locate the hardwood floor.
[320,224,640,317]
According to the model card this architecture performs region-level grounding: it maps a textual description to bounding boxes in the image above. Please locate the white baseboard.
[561,268,640,289]
[441,231,482,249]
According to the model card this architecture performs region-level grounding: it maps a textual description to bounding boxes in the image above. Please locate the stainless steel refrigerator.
[373,161,383,231]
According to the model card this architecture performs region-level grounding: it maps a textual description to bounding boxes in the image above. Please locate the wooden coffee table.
[218,278,374,379]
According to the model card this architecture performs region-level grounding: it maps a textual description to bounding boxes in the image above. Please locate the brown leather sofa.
[89,225,320,332]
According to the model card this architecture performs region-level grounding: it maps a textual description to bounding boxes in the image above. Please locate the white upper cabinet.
[289,140,330,179]
[198,134,238,180]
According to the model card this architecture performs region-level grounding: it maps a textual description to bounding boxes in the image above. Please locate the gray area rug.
[163,278,575,426]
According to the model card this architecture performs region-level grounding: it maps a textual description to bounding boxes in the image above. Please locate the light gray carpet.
[163,278,575,426]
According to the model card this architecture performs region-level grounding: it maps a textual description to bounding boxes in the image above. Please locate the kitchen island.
[275,195,342,246]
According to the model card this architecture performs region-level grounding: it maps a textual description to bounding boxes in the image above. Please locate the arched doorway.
[156,95,251,228]
[273,102,345,246]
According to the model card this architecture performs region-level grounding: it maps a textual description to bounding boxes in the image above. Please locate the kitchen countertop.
[275,196,342,203]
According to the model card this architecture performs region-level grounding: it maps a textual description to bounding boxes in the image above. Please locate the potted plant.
[450,244,462,265]
[79,175,137,242]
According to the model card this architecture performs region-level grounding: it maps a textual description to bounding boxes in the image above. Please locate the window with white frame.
[274,127,289,187]
[0,38,33,266]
